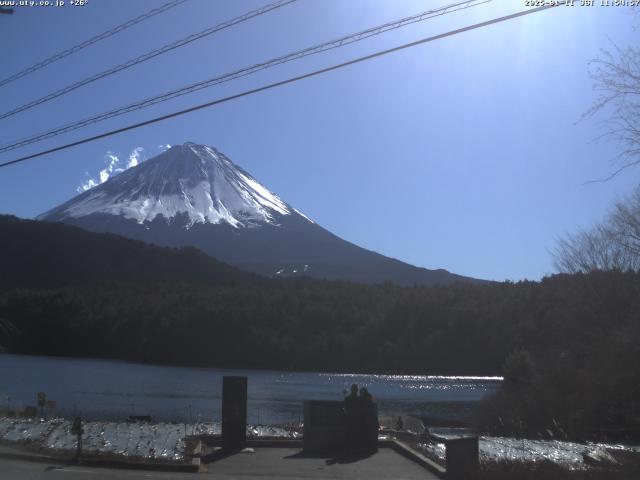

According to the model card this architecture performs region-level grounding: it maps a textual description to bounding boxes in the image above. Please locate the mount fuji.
[40,143,475,285]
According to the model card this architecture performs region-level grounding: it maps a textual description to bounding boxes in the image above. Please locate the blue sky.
[0,0,637,281]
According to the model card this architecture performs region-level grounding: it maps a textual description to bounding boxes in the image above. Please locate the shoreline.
[0,351,504,379]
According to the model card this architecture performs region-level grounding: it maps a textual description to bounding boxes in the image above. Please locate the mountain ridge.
[0,214,256,290]
[39,143,480,286]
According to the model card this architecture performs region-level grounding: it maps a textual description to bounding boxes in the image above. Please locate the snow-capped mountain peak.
[38,142,477,285]
[40,143,307,228]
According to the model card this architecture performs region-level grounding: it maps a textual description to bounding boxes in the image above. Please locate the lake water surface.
[0,354,501,424]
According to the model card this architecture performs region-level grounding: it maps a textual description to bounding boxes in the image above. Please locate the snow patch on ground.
[0,417,300,463]
[418,436,640,471]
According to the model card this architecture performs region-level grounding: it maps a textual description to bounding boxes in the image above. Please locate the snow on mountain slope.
[40,143,305,228]
[39,142,479,285]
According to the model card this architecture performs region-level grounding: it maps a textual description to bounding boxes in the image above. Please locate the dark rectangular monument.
[303,399,378,453]
[445,436,479,480]
[303,400,345,452]
[221,376,247,450]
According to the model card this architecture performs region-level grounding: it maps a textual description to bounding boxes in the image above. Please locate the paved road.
[0,448,438,479]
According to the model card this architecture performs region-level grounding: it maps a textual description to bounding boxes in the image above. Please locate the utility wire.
[0,0,490,154]
[0,0,189,88]
[0,3,560,170]
[0,0,297,121]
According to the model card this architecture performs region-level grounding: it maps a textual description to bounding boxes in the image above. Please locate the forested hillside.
[0,215,255,289]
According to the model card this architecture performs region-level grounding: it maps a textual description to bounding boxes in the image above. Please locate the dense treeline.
[473,271,640,439]
[2,270,638,376]
[1,280,508,373]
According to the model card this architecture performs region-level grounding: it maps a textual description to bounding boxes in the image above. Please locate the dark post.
[37,392,46,418]
[71,417,84,463]
[221,376,247,451]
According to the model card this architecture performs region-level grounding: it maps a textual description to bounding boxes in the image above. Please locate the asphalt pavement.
[0,447,439,479]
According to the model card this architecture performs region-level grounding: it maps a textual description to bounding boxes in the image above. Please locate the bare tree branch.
[583,39,640,180]
[553,187,640,272]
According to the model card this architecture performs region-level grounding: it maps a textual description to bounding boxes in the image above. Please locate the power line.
[0,0,491,154]
[0,3,560,170]
[0,0,189,88]
[0,0,297,121]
